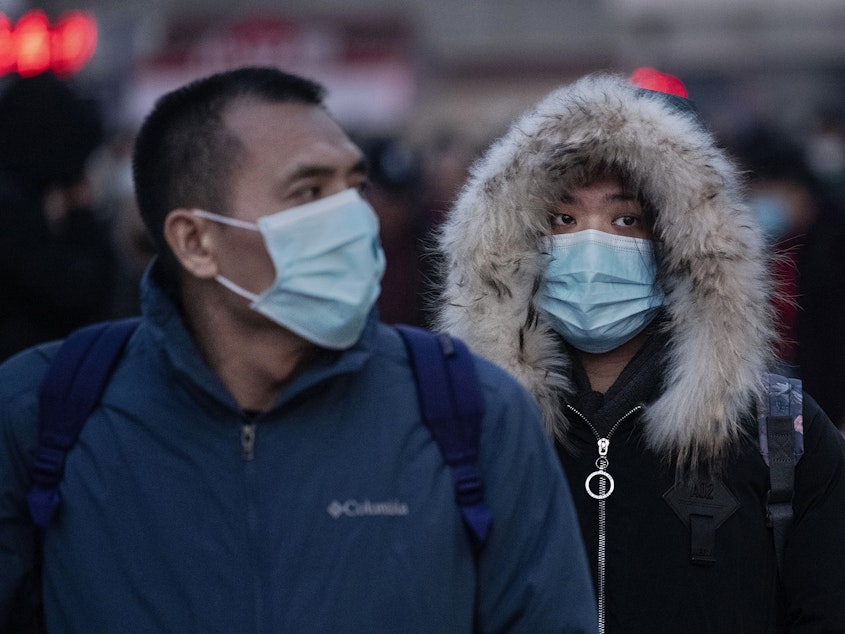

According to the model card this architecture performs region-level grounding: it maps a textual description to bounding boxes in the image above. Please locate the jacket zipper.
[241,422,256,461]
[566,403,643,634]
[240,421,260,630]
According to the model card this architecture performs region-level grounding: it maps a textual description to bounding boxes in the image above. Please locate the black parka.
[435,73,845,632]
[558,330,845,632]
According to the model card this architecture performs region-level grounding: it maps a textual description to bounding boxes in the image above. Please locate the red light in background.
[0,15,14,74]
[51,12,98,76]
[13,10,50,77]
[0,9,97,77]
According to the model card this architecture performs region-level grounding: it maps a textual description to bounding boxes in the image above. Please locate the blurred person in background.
[419,129,480,228]
[731,126,822,374]
[732,125,845,430]
[417,130,485,326]
[796,126,845,430]
[434,69,845,632]
[804,108,845,204]
[357,135,428,327]
[0,72,116,362]
[798,208,845,431]
[88,126,156,317]
[797,107,845,432]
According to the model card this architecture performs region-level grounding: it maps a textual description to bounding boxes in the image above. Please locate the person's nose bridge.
[324,179,350,197]
[579,207,606,232]
[326,166,363,197]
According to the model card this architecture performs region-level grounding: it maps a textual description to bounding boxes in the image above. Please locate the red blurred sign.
[0,10,97,77]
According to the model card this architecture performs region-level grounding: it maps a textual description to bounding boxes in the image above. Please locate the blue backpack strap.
[28,317,141,528]
[757,372,804,574]
[395,325,492,551]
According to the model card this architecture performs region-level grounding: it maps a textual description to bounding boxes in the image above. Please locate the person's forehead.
[580,175,628,193]
[223,98,360,167]
[562,175,633,203]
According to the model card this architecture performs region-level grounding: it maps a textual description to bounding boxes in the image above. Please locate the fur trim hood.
[435,73,776,466]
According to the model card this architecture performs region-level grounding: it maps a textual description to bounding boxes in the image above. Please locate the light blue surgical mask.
[748,194,792,242]
[194,188,386,350]
[538,229,664,354]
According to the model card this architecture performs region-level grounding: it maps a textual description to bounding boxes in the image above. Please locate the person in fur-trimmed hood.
[435,69,845,633]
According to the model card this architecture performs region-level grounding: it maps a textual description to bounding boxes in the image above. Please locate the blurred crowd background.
[2,0,845,429]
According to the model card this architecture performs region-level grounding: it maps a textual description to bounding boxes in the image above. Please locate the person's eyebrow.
[283,164,334,184]
[607,190,637,202]
[283,158,369,185]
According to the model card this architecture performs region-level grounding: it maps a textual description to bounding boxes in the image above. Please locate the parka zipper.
[566,403,643,634]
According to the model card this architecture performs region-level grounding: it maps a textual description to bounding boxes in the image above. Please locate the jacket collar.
[139,263,377,413]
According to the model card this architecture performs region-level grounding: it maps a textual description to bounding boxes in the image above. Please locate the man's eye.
[292,186,321,202]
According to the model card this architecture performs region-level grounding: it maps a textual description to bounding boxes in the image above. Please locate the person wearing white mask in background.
[435,69,845,632]
[0,67,598,632]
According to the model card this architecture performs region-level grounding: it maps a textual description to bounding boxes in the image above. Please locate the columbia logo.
[327,499,410,519]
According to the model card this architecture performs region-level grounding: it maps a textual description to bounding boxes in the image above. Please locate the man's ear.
[164,209,219,279]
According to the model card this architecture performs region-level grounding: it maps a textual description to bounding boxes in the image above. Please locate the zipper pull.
[597,437,610,457]
[241,423,256,461]
[585,437,614,500]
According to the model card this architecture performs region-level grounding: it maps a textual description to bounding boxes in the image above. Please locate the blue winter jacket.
[0,271,597,633]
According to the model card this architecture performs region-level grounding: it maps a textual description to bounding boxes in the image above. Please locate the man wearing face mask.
[0,67,597,632]
[435,70,845,632]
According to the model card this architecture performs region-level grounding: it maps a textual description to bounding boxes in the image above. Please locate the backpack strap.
[28,317,141,528]
[757,372,804,574]
[395,325,492,551]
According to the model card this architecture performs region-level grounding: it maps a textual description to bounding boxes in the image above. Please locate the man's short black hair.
[131,66,326,284]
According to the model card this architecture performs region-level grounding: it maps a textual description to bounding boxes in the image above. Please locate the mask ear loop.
[215,275,260,303]
[193,209,260,231]
[191,210,264,302]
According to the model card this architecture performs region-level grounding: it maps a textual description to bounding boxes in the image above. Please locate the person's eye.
[291,185,321,203]
[551,213,575,227]
[614,215,640,227]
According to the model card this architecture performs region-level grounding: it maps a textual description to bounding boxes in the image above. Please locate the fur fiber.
[435,73,777,467]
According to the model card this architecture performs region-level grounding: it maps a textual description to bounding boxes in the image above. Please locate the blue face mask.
[748,194,792,242]
[194,189,386,350]
[538,229,664,354]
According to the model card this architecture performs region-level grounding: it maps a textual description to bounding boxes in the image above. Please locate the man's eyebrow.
[283,164,334,183]
[283,158,369,184]
[607,191,637,202]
